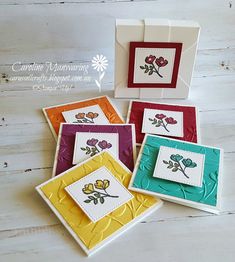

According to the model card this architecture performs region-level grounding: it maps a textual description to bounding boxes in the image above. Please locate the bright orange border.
[44,96,124,138]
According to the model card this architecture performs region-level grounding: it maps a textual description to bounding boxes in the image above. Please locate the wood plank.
[0,0,234,68]
[1,212,234,261]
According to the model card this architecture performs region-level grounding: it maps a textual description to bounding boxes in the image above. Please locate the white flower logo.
[91,54,108,92]
[91,54,108,72]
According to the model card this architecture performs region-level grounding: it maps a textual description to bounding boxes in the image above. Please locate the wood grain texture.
[0,0,235,261]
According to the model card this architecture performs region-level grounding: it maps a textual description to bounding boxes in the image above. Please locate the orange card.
[43,96,124,140]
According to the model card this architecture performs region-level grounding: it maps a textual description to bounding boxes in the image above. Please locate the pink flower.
[145,55,156,64]
[98,140,112,149]
[87,138,98,146]
[165,117,177,124]
[155,114,166,120]
[155,57,168,67]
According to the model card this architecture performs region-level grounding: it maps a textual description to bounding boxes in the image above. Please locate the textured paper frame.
[52,123,137,177]
[43,96,124,140]
[126,100,200,145]
[129,134,223,214]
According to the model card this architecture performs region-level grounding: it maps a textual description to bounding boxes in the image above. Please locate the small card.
[43,96,124,140]
[127,100,200,145]
[73,132,119,164]
[36,151,162,256]
[128,42,182,88]
[153,146,204,187]
[62,105,109,124]
[129,134,223,214]
[142,108,184,138]
[65,166,133,223]
[53,123,136,177]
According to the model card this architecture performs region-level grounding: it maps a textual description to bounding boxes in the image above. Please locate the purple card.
[52,123,136,176]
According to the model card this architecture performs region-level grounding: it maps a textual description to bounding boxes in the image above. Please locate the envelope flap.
[116,19,144,50]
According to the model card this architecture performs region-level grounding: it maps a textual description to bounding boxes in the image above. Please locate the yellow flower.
[82,183,94,194]
[94,179,110,190]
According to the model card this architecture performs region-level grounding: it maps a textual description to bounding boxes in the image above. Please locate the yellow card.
[36,151,162,256]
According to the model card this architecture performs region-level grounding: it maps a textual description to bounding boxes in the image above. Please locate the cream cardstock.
[153,146,205,187]
[65,166,133,223]
[62,105,109,124]
[73,132,119,164]
[134,48,176,84]
[142,108,184,138]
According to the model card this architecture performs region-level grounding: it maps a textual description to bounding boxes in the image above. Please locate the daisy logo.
[91,54,108,92]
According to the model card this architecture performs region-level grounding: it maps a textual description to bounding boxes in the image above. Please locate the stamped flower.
[82,183,94,194]
[98,140,112,150]
[145,55,156,64]
[86,112,99,119]
[81,138,113,157]
[75,113,85,119]
[140,55,168,78]
[73,111,99,124]
[95,179,110,190]
[87,138,98,147]
[163,154,197,178]
[165,117,177,125]
[155,114,166,120]
[83,179,118,205]
[149,114,177,132]
[155,56,168,67]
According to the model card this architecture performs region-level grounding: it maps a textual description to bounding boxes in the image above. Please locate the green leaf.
[163,160,168,164]
[94,199,98,205]
[80,147,86,151]
[174,163,180,167]
[94,192,100,198]
[84,199,91,203]
[144,68,149,73]
[172,167,178,172]
[148,70,153,75]
[100,197,104,204]
[148,118,154,121]
[88,196,95,200]
[169,160,173,167]
[140,65,145,69]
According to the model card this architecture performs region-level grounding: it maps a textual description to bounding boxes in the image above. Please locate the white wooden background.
[0,0,235,261]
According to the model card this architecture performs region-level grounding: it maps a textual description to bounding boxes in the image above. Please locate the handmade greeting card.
[115,19,200,98]
[36,151,162,256]
[129,134,223,214]
[52,123,136,177]
[126,100,199,145]
[43,96,124,140]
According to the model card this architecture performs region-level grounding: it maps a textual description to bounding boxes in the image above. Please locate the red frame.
[128,42,182,88]
[128,101,198,144]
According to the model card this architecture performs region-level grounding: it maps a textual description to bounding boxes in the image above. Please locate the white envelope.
[114,19,200,99]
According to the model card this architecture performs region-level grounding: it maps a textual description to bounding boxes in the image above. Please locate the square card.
[128,42,182,88]
[52,123,136,177]
[72,132,119,164]
[126,100,200,145]
[43,96,124,140]
[36,151,162,256]
[129,134,223,214]
[65,166,134,223]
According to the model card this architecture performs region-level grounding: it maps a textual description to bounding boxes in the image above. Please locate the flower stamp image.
[82,179,119,205]
[148,113,177,132]
[80,138,112,157]
[140,55,168,78]
[163,154,197,179]
[73,112,99,123]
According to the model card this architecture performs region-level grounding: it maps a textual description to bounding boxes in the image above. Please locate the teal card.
[129,135,223,214]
